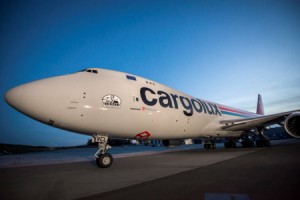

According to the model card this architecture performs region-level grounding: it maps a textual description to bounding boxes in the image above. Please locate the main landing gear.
[92,135,113,168]
[256,128,271,147]
[203,138,216,149]
[224,138,237,148]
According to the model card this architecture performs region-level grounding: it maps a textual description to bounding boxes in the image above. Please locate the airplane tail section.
[256,94,264,115]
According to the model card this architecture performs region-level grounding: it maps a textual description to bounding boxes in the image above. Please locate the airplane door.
[130,95,141,110]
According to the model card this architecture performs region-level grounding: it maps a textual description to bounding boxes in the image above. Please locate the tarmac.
[0,139,299,200]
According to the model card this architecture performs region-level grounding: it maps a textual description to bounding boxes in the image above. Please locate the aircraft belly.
[121,108,221,139]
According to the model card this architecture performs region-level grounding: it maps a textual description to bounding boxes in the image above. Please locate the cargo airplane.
[5,68,300,168]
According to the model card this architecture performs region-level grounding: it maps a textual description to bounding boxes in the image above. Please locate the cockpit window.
[79,68,98,74]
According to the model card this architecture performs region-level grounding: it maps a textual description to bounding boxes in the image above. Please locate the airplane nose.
[5,82,50,120]
[5,79,67,125]
[4,86,24,110]
[5,76,76,129]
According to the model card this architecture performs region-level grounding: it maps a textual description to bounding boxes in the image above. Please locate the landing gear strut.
[256,128,271,147]
[92,135,113,168]
[224,138,237,148]
[203,138,216,149]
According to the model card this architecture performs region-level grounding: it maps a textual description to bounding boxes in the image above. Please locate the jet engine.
[162,139,183,147]
[284,112,300,138]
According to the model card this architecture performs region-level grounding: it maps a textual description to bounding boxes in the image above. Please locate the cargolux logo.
[140,87,222,117]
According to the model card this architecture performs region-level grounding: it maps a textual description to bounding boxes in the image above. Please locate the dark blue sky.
[1,0,300,146]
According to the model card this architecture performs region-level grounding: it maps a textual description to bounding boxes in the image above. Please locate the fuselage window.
[78,69,98,74]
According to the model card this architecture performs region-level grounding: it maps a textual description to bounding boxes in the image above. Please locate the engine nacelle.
[162,139,183,147]
[284,112,300,138]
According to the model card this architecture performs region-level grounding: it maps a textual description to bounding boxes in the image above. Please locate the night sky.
[1,0,300,146]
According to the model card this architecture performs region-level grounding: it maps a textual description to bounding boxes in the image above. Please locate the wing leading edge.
[220,110,300,132]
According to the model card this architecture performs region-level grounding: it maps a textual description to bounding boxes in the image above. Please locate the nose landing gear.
[92,135,113,168]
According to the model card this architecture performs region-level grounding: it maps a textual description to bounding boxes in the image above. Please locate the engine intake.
[284,112,300,138]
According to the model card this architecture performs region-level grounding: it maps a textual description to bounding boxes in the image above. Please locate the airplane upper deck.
[77,68,258,119]
[77,67,159,86]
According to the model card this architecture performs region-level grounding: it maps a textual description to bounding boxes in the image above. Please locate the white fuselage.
[5,68,259,140]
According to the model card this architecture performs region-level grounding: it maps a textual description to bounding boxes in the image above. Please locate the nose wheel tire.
[96,153,113,168]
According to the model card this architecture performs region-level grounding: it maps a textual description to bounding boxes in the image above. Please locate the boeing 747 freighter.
[5,68,300,167]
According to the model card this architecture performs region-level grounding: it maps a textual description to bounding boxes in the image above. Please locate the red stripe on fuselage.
[218,106,256,117]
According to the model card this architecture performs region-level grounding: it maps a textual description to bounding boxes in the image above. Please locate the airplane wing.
[220,110,300,132]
